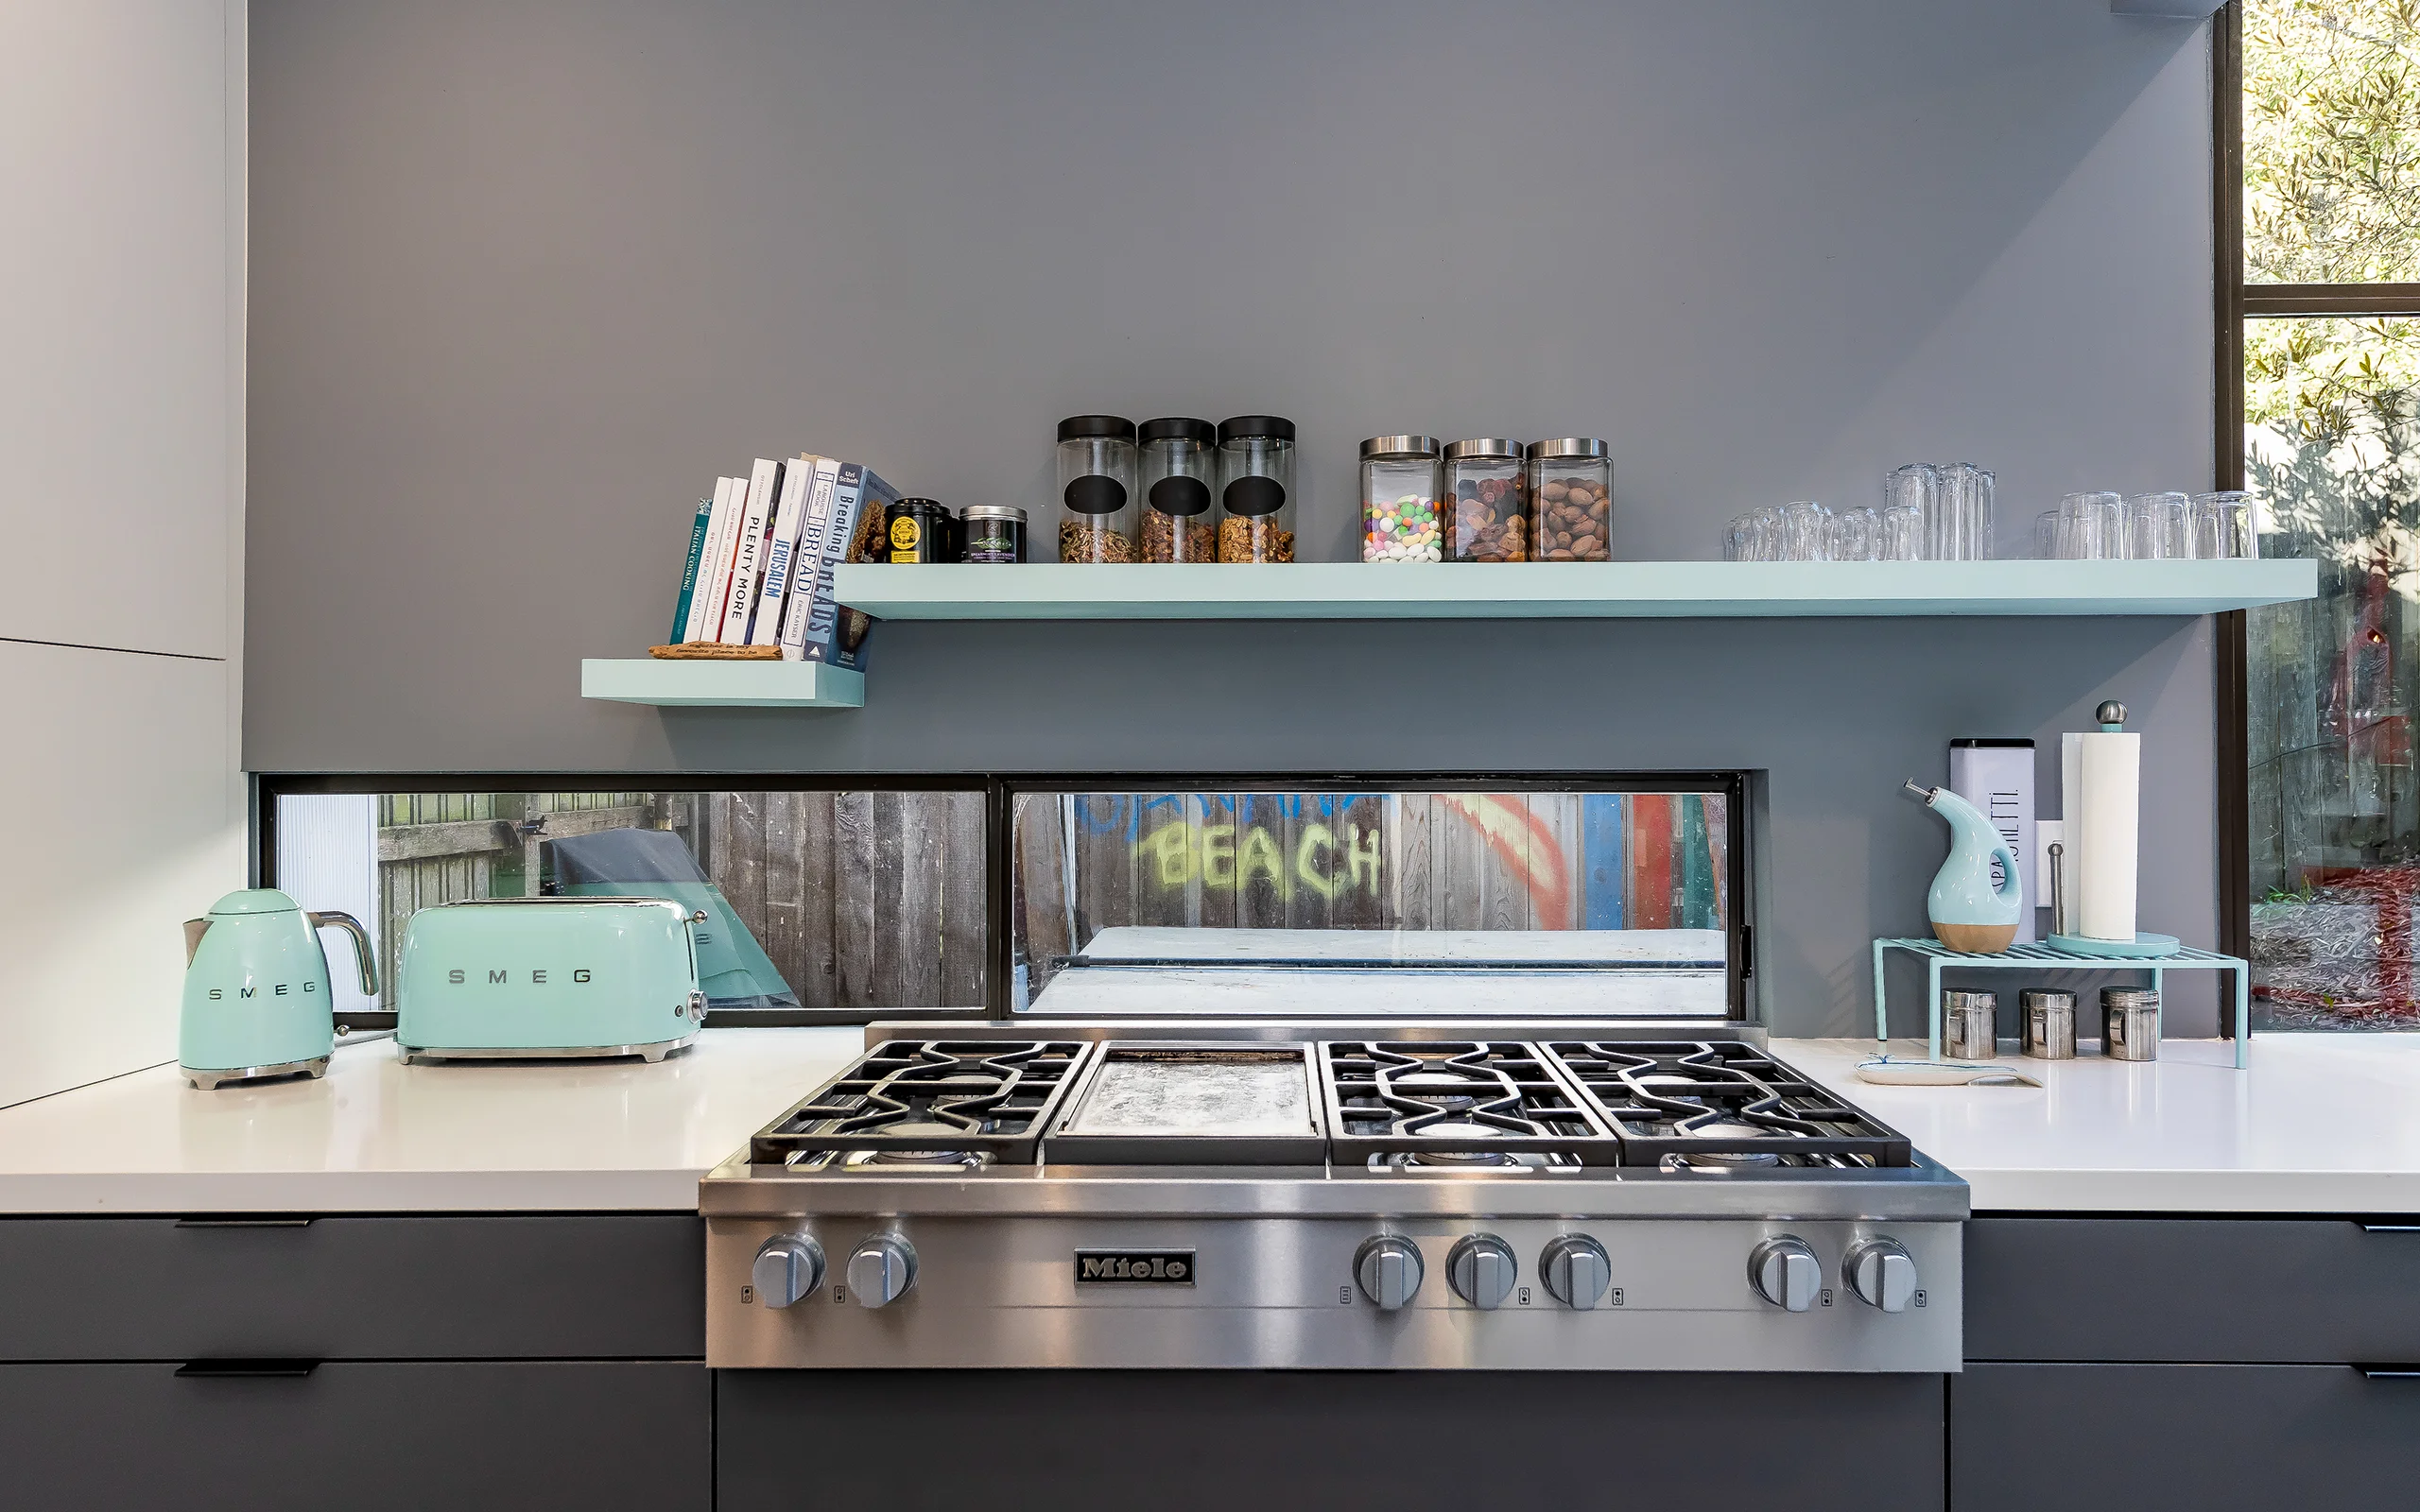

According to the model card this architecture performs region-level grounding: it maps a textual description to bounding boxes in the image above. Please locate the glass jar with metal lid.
[1137,417,1219,562]
[1526,438,1612,561]
[1216,416,1297,562]
[1360,436,1442,562]
[959,505,1027,564]
[1443,438,1527,561]
[1056,415,1137,562]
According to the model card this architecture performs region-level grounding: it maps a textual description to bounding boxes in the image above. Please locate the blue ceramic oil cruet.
[1902,779,2023,954]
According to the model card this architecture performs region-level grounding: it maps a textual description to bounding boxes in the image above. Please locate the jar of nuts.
[1443,438,1528,561]
[1359,436,1443,562]
[1057,415,1138,562]
[1526,438,1612,561]
[1136,417,1219,562]
[1216,415,1297,563]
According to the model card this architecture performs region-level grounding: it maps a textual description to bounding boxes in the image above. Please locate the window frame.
[256,768,1754,1029]
[2217,0,2420,990]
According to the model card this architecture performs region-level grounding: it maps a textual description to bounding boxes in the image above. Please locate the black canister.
[886,498,951,563]
[960,505,1027,564]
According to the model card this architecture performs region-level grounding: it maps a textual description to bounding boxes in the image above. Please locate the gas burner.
[1367,1148,1578,1174]
[1321,1041,1619,1167]
[1544,1041,1913,1168]
[750,1040,1094,1165]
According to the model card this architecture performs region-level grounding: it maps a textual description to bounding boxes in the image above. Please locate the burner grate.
[1320,1041,1618,1166]
[749,1040,1095,1164]
[1543,1040,1913,1168]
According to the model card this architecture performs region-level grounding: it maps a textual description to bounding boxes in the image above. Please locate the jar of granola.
[1137,417,1219,562]
[1216,415,1297,563]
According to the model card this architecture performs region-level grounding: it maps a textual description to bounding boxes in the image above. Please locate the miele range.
[701,1022,1965,1372]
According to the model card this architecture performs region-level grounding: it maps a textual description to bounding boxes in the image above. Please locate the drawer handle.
[2360,1366,2420,1381]
[176,1359,320,1379]
[2360,1224,2420,1234]
[175,1217,316,1228]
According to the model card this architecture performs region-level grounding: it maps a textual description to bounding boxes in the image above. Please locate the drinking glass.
[1781,500,1832,561]
[1887,464,1942,559]
[2190,490,2256,558]
[1940,463,1994,560]
[1723,512,1761,560]
[2033,509,2059,559]
[1829,506,1881,562]
[1880,503,1923,560]
[2055,491,2116,558]
[2125,491,2189,560]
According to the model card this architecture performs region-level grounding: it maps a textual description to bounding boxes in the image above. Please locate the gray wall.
[246,0,2221,1036]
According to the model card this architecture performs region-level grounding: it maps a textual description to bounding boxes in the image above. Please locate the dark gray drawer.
[0,1360,707,1510]
[1952,1363,2420,1511]
[0,1214,701,1361]
[1967,1216,2420,1364]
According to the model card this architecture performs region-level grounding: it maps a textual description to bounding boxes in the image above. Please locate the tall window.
[2240,1,2420,1027]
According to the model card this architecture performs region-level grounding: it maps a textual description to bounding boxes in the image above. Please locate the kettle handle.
[306,911,381,998]
[182,918,211,968]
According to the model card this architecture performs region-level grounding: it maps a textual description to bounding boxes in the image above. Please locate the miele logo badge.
[1074,1249,1195,1285]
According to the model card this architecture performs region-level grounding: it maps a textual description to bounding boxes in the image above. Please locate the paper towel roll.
[2076,730,2140,942]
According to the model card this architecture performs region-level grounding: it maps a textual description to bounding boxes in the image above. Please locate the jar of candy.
[1443,438,1527,561]
[1056,415,1137,562]
[1137,417,1219,562]
[1216,416,1297,562]
[1359,437,1442,562]
[1525,438,1612,561]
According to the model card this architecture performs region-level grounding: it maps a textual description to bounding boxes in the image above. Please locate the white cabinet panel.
[0,642,242,1109]
[0,1,233,658]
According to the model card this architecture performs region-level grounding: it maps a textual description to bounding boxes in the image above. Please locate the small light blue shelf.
[579,659,864,708]
[1873,936,2252,1069]
[835,558,2316,622]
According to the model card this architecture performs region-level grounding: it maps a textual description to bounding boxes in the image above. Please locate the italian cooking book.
[666,495,714,645]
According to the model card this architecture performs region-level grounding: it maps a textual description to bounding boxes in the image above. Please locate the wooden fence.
[1013,791,1727,993]
[370,789,987,1011]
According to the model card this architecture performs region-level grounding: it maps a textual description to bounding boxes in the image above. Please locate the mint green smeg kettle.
[180,889,379,1090]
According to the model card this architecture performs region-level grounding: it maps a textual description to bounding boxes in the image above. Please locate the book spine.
[797,462,865,664]
[667,497,713,644]
[685,476,742,643]
[778,457,842,661]
[827,466,902,671]
[718,457,783,642]
[750,455,817,647]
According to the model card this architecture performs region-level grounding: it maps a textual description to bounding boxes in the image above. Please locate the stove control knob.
[1447,1234,1518,1310]
[751,1233,824,1309]
[847,1235,917,1308]
[1749,1235,1821,1313]
[1843,1237,1917,1314]
[1355,1235,1424,1312]
[1540,1235,1612,1310]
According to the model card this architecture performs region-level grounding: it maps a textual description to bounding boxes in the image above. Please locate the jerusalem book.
[684,475,743,643]
[776,455,844,661]
[717,457,784,642]
[750,453,821,647]
[667,496,715,644]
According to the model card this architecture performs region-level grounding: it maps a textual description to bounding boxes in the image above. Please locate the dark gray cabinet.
[1952,1363,2420,1511]
[719,1368,1947,1512]
[1957,1215,2420,1511]
[0,1213,708,1509]
[0,1360,709,1511]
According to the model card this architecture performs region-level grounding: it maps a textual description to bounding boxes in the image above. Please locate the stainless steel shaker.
[1944,989,1998,1059]
[2019,989,2077,1059]
[2101,987,2159,1061]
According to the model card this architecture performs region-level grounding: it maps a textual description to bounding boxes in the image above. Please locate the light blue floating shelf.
[833,558,2317,622]
[579,658,864,708]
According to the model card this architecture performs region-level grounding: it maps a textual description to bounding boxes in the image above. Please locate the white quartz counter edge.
[0,1026,867,1214]
[1781,1035,2420,1214]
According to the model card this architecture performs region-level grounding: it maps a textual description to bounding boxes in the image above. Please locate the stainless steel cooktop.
[703,1022,1965,1373]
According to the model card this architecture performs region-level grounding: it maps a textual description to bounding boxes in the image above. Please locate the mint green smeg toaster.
[394,898,707,1065]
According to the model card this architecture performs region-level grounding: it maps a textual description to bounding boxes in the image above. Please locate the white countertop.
[9,1025,2420,1216]
[0,1028,864,1214]
[1781,1035,2420,1214]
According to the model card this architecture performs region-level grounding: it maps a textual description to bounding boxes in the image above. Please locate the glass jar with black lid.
[1057,415,1137,562]
[1216,415,1297,563]
[1136,417,1219,562]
